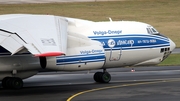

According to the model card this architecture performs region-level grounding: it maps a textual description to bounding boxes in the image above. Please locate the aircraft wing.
[0,14,67,56]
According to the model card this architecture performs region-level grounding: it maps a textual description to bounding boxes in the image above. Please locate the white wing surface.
[0,14,67,56]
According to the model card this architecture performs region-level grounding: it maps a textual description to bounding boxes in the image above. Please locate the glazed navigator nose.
[169,38,176,52]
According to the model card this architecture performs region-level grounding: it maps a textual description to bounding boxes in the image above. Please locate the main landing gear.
[93,69,111,83]
[2,77,23,89]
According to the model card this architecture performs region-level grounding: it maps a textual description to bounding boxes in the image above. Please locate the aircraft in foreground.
[0,14,176,89]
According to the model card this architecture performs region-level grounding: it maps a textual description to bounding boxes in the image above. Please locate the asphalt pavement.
[1,66,180,101]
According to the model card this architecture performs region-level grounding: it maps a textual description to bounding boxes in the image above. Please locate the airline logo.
[117,40,134,47]
[80,49,103,54]
[93,30,122,35]
[108,39,116,48]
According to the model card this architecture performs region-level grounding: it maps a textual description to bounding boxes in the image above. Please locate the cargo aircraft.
[0,14,176,89]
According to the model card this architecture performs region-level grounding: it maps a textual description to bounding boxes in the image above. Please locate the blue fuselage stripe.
[56,54,105,65]
[88,34,170,50]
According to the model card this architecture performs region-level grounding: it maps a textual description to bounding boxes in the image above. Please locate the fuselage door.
[109,47,122,61]
[107,39,122,61]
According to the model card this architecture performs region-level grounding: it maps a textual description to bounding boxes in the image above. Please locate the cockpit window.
[146,28,152,34]
[147,27,167,38]
[151,28,158,33]
[146,27,159,34]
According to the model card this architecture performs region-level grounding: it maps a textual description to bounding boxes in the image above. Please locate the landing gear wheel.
[101,72,111,83]
[11,78,23,89]
[93,71,111,83]
[2,77,23,89]
[94,72,103,82]
[2,77,10,89]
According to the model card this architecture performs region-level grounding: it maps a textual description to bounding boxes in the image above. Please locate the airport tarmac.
[0,66,180,101]
[172,48,180,54]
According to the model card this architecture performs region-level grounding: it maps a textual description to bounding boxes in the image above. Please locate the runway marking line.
[66,79,180,101]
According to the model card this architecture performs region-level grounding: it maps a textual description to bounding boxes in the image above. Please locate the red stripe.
[35,52,65,57]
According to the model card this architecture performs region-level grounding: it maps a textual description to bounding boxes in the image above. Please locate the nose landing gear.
[93,69,111,83]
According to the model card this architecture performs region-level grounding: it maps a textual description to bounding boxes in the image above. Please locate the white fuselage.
[66,18,172,68]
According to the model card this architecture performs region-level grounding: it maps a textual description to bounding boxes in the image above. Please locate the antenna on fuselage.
[109,17,112,22]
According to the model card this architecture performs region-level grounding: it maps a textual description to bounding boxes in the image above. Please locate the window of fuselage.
[160,48,164,53]
[146,27,159,34]
[146,28,152,34]
[151,28,158,33]
[160,47,170,53]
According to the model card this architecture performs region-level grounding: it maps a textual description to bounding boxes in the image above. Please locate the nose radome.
[169,38,176,52]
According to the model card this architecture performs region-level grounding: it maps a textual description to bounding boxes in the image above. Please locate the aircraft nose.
[169,38,176,52]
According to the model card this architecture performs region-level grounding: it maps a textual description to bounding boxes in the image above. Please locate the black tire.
[101,72,111,83]
[11,77,23,89]
[2,77,23,89]
[2,77,10,89]
[6,77,13,89]
[94,72,103,82]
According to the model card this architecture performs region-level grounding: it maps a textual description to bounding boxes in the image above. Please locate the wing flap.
[1,36,24,55]
[0,31,25,55]
[56,17,68,54]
